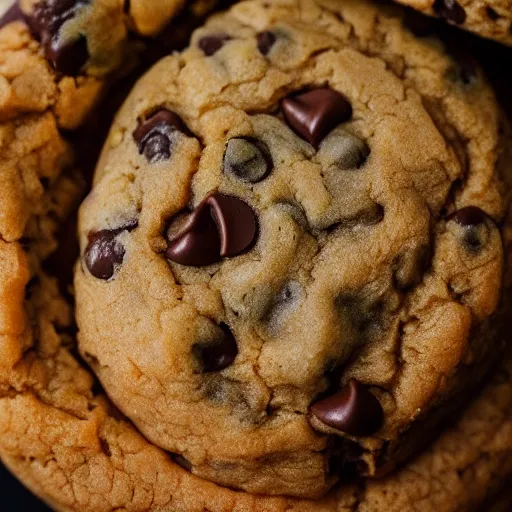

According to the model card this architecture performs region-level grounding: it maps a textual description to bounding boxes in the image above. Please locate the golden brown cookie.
[0,0,511,510]
[394,0,512,46]
[75,0,511,499]
[2,262,512,511]
[16,0,187,76]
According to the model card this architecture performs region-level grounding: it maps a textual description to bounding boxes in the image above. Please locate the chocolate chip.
[257,30,276,55]
[433,0,467,25]
[165,193,257,266]
[165,201,221,266]
[310,379,383,436]
[317,129,370,170]
[84,221,137,280]
[192,324,238,372]
[85,231,124,280]
[144,133,172,162]
[282,88,353,147]
[133,109,185,163]
[0,3,23,29]
[450,206,487,226]
[29,0,91,74]
[209,194,257,257]
[224,138,272,183]
[450,207,490,251]
[198,33,231,56]
[47,34,89,76]
[31,0,86,32]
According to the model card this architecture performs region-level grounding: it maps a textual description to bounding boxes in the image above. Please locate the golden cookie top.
[75,0,509,498]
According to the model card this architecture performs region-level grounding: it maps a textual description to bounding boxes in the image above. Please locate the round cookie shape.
[394,0,512,46]
[75,0,507,499]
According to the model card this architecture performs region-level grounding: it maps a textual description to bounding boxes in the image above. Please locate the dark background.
[0,463,50,511]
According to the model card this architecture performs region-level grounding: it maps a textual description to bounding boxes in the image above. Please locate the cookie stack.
[0,0,511,511]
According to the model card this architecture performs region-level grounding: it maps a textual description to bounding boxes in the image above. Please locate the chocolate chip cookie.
[75,0,511,499]
[15,0,189,76]
[394,0,512,45]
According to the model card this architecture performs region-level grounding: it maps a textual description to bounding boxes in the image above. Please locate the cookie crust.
[0,0,510,510]
[76,0,510,499]
[395,0,512,46]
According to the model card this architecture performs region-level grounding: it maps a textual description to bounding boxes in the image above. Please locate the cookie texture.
[75,0,510,499]
[394,0,512,46]
[3,264,512,512]
[15,0,191,76]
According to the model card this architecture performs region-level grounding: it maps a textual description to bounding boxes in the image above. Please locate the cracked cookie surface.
[394,0,512,46]
[75,0,510,499]
[0,0,509,510]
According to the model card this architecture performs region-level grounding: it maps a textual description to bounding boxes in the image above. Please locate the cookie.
[3,261,512,512]
[0,0,226,506]
[15,0,190,76]
[75,0,510,499]
[0,0,510,509]
[0,0,221,259]
[394,0,512,46]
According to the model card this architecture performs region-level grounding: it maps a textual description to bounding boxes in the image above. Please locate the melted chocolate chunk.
[282,88,353,147]
[451,206,487,226]
[84,221,137,280]
[133,109,185,163]
[165,201,221,266]
[47,34,88,76]
[29,0,91,74]
[198,33,231,56]
[165,193,257,266]
[209,194,258,257]
[224,137,272,183]
[310,379,383,436]
[433,0,467,25]
[192,324,238,372]
[450,207,491,252]
[257,30,277,55]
